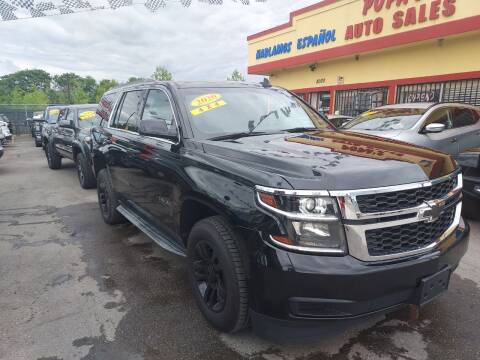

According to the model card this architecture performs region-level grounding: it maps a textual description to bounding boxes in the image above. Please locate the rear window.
[45,108,61,123]
[344,108,426,131]
[78,107,100,128]
[96,92,119,126]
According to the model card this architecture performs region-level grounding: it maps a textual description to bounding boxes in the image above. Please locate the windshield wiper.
[208,131,270,141]
[248,110,279,134]
[281,127,318,133]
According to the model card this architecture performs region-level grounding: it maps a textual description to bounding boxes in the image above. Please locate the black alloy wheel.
[96,169,125,225]
[192,241,227,313]
[77,161,85,185]
[97,179,110,218]
[77,153,96,189]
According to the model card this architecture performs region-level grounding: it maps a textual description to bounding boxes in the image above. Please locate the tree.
[73,88,89,104]
[95,79,118,102]
[53,73,82,104]
[152,66,173,81]
[227,69,245,82]
[22,89,49,105]
[126,77,145,84]
[80,76,97,103]
[1,69,51,94]
[10,87,24,104]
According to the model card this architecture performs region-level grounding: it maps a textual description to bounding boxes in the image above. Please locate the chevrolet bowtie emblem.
[421,199,446,223]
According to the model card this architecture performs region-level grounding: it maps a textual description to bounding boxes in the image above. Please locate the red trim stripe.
[248,16,480,75]
[291,71,480,94]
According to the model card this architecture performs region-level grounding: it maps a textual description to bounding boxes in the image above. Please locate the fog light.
[290,221,345,250]
[293,222,330,237]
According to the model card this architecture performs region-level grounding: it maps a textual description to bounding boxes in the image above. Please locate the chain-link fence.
[0,104,48,135]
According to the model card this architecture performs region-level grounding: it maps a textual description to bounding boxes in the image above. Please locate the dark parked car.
[0,127,6,146]
[343,103,480,156]
[32,118,45,147]
[44,104,99,189]
[457,148,480,220]
[92,81,468,335]
[41,105,63,149]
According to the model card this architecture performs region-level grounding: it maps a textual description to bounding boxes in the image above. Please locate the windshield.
[343,108,426,131]
[179,87,331,139]
[77,108,100,128]
[45,108,61,123]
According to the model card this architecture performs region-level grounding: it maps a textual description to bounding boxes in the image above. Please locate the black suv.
[45,104,99,189]
[40,105,63,149]
[32,118,45,147]
[92,81,469,335]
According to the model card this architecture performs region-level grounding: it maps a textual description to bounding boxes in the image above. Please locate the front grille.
[356,176,457,213]
[365,206,456,257]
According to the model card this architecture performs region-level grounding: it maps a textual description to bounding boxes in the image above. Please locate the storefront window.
[334,88,388,117]
[308,91,331,114]
[397,79,480,106]
[396,83,442,103]
[443,79,480,106]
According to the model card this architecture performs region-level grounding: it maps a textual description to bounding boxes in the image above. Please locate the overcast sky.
[0,0,318,82]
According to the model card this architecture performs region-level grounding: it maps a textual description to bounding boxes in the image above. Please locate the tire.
[46,142,62,169]
[96,169,126,225]
[186,216,249,333]
[77,153,96,189]
[35,140,42,148]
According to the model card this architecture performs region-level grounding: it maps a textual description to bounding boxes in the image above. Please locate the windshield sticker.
[49,109,60,116]
[191,93,222,107]
[79,111,96,121]
[191,99,227,116]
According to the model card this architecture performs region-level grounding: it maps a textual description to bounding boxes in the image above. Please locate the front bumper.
[248,218,469,327]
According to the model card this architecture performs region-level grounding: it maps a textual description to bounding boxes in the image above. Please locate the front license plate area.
[415,266,451,306]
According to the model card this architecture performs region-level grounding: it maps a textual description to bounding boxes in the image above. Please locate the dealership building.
[247,0,480,116]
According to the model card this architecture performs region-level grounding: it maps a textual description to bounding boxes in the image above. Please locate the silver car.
[0,127,6,145]
[342,103,480,155]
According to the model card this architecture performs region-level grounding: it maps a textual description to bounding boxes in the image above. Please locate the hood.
[200,130,457,190]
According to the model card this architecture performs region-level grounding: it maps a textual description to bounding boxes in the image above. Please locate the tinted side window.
[97,91,119,126]
[66,109,75,122]
[425,108,453,129]
[58,109,67,122]
[452,108,478,128]
[141,89,177,136]
[112,91,143,132]
[47,108,61,123]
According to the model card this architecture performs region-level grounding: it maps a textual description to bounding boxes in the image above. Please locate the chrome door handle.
[450,138,457,143]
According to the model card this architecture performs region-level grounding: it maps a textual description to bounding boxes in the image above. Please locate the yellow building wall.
[248,0,480,68]
[269,31,480,90]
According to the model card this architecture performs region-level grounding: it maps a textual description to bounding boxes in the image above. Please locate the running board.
[117,205,186,257]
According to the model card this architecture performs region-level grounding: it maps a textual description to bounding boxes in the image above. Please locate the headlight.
[256,186,347,254]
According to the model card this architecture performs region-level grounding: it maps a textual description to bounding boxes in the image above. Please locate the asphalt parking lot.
[1,136,479,360]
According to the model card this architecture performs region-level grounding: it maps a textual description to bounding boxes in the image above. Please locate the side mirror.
[58,119,74,128]
[139,119,177,140]
[424,123,446,133]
